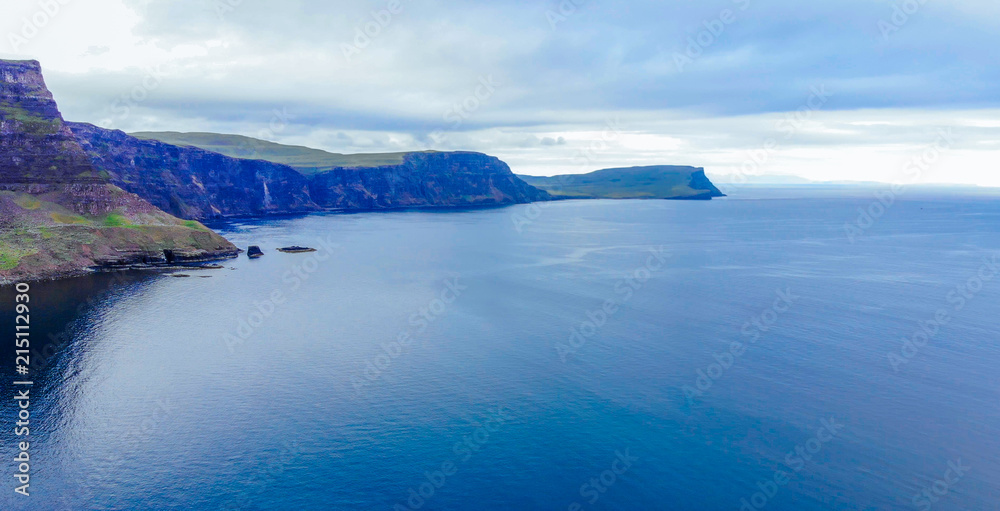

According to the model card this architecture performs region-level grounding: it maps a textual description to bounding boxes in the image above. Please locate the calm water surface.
[2,192,1000,510]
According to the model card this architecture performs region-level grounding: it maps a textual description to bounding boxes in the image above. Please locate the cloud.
[82,45,111,57]
[0,0,998,182]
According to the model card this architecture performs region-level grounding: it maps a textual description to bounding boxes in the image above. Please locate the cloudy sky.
[2,0,999,184]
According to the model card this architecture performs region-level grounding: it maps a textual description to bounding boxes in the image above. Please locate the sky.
[1,0,999,184]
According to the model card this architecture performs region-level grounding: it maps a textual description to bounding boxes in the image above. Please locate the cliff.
[74,129,550,218]
[307,151,551,209]
[69,122,322,219]
[0,60,238,284]
[518,166,726,200]
[0,60,102,184]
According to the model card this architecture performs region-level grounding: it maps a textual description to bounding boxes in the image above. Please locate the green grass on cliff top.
[130,132,438,174]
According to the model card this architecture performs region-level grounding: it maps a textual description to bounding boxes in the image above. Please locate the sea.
[2,186,1000,510]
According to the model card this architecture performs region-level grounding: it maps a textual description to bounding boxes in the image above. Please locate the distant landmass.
[0,60,237,284]
[519,166,725,200]
[707,173,969,187]
[709,173,815,185]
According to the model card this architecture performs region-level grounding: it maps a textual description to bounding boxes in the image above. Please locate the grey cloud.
[11,0,998,181]
[82,45,110,57]
[103,0,1000,123]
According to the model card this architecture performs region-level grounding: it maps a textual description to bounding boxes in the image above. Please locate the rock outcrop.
[0,59,238,284]
[1,60,103,185]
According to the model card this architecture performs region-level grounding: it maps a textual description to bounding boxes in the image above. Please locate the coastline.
[0,249,240,286]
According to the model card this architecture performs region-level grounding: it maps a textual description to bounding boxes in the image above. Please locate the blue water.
[3,192,1000,510]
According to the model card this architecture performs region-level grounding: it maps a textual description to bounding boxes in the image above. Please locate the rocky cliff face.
[0,60,102,184]
[0,60,238,284]
[307,151,551,210]
[69,122,322,219]
[70,126,550,218]
[686,169,726,199]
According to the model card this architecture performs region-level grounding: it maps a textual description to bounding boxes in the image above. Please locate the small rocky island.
[277,246,317,253]
[246,246,264,259]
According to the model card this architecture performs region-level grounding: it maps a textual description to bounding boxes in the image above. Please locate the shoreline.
[0,251,239,287]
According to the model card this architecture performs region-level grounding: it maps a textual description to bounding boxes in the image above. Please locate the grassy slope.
[0,188,231,283]
[130,131,429,174]
[0,59,237,283]
[518,166,722,199]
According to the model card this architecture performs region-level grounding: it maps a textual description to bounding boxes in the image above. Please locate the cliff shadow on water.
[0,273,157,445]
